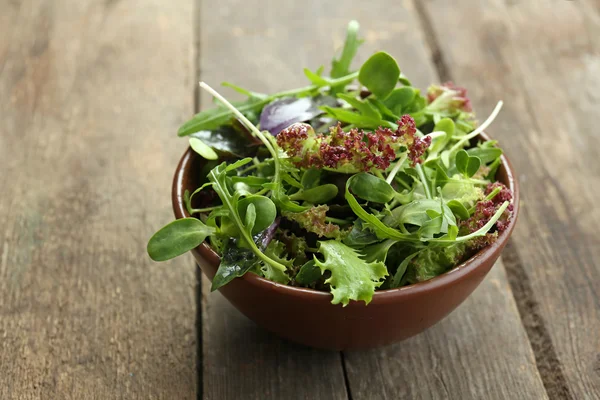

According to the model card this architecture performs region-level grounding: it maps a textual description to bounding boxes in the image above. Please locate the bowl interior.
[172,132,519,301]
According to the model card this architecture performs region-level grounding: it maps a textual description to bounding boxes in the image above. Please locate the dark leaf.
[260,97,323,135]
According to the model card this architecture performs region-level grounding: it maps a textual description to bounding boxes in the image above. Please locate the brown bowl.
[172,132,519,350]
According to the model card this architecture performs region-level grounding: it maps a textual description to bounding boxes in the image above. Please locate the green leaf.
[178,97,268,136]
[237,195,276,235]
[221,82,266,98]
[243,203,256,236]
[189,137,219,160]
[348,173,396,203]
[211,244,259,291]
[190,127,257,158]
[366,98,399,120]
[358,52,400,99]
[331,20,362,79]
[467,147,503,164]
[337,93,381,119]
[455,149,481,178]
[290,184,339,204]
[345,180,418,241]
[315,241,388,306]
[362,239,397,263]
[447,199,470,220]
[486,157,502,181]
[304,68,330,86]
[391,251,420,288]
[225,157,253,172]
[295,260,321,286]
[320,106,385,128]
[398,73,412,86]
[261,240,292,284]
[147,218,216,261]
[301,168,321,189]
[344,219,380,247]
[208,163,287,275]
[404,244,466,284]
[383,199,456,233]
[383,87,416,115]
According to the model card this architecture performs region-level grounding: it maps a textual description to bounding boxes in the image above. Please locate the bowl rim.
[172,131,519,305]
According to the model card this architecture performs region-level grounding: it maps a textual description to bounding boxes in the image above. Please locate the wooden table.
[1,0,599,398]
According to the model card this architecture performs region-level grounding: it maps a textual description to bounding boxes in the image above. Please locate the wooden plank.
[198,1,547,399]
[338,3,547,399]
[0,0,197,398]
[345,260,548,399]
[197,2,350,399]
[421,0,600,398]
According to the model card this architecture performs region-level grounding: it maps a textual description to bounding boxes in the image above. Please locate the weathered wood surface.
[421,0,600,398]
[198,1,546,399]
[2,0,598,399]
[0,0,197,398]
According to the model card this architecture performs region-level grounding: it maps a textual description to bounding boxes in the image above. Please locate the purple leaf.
[260,97,323,135]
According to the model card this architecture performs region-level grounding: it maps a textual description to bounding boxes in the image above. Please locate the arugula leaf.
[358,52,400,100]
[147,218,216,261]
[208,163,287,273]
[391,251,421,288]
[315,240,388,306]
[261,240,292,284]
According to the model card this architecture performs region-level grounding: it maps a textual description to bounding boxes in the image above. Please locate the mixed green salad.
[147,21,514,306]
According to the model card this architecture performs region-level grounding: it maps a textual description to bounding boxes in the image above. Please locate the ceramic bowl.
[172,132,519,350]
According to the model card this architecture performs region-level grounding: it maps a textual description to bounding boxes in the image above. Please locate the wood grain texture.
[197,1,546,399]
[0,0,197,398]
[345,260,548,400]
[421,0,600,398]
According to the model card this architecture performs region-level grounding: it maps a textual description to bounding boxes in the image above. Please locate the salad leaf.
[295,260,321,286]
[315,240,388,306]
[259,97,323,135]
[358,52,400,100]
[348,173,396,203]
[456,149,481,178]
[147,218,216,261]
[211,243,258,291]
[261,240,292,284]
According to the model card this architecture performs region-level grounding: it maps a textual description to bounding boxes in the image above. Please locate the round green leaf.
[237,195,276,235]
[358,52,400,100]
[189,137,219,160]
[147,218,216,261]
[455,149,481,178]
[348,173,396,203]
